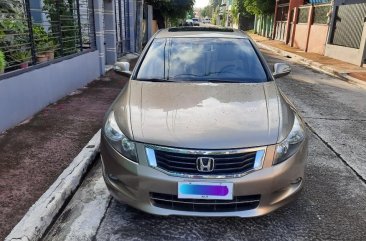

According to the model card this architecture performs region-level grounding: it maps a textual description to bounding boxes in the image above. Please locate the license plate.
[178,182,233,200]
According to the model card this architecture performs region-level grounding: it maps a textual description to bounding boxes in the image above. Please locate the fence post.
[305,6,314,52]
[76,0,83,52]
[24,0,37,65]
[104,0,117,64]
[93,0,106,75]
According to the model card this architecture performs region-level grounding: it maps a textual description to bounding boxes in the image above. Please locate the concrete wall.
[0,51,100,132]
[290,4,329,55]
[308,24,328,55]
[325,23,366,66]
[293,24,308,50]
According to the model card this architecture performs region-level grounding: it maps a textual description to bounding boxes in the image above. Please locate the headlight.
[104,111,138,162]
[273,114,305,165]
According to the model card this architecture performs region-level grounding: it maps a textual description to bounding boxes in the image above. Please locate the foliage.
[0,19,27,33]
[212,6,220,25]
[0,1,29,68]
[201,5,213,18]
[232,0,251,24]
[10,50,31,63]
[187,9,195,19]
[0,50,5,70]
[43,0,79,55]
[146,0,194,25]
[0,19,29,58]
[221,10,227,27]
[0,0,23,15]
[33,25,56,53]
[243,0,275,15]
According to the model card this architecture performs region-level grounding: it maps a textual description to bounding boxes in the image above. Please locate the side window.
[137,39,166,79]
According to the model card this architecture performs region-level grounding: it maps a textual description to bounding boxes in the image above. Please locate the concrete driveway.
[43,50,366,241]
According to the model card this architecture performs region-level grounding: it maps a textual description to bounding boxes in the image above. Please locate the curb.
[5,130,101,241]
[255,41,366,87]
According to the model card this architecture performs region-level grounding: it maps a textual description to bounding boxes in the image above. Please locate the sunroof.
[168,27,234,32]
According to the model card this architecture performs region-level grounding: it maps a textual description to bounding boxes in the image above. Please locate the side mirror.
[114,62,132,77]
[273,63,291,78]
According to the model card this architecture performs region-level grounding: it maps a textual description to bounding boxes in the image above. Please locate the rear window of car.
[136,37,268,83]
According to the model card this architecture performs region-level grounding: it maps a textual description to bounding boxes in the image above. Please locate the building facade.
[272,0,332,55]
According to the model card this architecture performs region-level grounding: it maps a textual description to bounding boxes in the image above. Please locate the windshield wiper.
[137,78,173,82]
[201,79,241,83]
[170,74,202,79]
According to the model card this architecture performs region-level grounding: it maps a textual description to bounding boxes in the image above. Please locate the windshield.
[136,38,268,83]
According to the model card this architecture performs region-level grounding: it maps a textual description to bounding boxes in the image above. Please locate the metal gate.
[275,5,289,42]
[331,3,366,49]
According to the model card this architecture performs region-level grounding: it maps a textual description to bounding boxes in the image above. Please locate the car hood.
[117,80,292,149]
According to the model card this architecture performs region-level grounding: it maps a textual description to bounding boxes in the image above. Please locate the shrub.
[0,50,6,71]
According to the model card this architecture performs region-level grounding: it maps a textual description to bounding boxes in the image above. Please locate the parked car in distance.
[202,18,211,24]
[192,18,200,26]
[101,27,308,217]
[185,19,193,26]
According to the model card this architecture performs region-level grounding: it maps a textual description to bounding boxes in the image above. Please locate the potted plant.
[33,25,49,63]
[45,40,57,60]
[11,50,31,69]
[0,50,6,73]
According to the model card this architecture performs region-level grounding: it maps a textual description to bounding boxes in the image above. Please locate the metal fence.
[313,5,331,24]
[0,0,95,74]
[331,3,366,49]
[298,7,309,24]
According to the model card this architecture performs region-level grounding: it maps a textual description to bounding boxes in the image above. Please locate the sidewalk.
[0,65,132,239]
[248,33,366,85]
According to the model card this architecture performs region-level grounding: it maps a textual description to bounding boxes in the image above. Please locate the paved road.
[43,50,366,241]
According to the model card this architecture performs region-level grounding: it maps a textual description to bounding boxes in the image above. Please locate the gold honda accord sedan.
[101,27,308,217]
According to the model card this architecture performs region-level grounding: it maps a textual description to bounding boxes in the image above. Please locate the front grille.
[150,192,260,212]
[154,150,257,175]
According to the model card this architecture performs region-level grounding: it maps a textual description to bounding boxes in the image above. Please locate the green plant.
[11,50,31,63]
[46,39,57,51]
[243,0,275,15]
[0,50,6,71]
[43,0,79,56]
[33,25,49,53]
[146,0,194,28]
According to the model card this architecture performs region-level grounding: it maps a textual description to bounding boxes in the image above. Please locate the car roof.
[155,27,249,39]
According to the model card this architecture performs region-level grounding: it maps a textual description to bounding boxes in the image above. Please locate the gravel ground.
[0,69,129,239]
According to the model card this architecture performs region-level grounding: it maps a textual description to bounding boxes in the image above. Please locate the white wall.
[0,51,100,132]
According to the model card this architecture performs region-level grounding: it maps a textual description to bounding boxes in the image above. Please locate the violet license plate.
[178,182,233,200]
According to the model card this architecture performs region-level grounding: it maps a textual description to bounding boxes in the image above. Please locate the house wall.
[0,51,100,132]
[290,4,330,55]
[307,24,328,54]
[293,24,308,50]
[325,0,366,66]
[325,23,366,66]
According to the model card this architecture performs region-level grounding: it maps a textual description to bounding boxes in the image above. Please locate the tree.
[232,0,252,24]
[243,0,275,15]
[146,0,194,28]
[201,5,213,18]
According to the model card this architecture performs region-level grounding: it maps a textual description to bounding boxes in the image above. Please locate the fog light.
[291,177,302,184]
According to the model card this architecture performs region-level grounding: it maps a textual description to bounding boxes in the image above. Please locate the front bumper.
[101,135,308,217]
